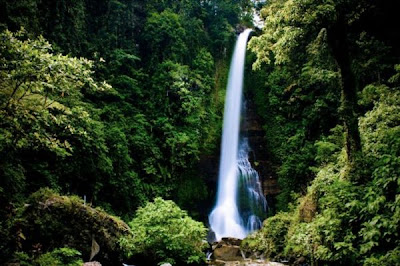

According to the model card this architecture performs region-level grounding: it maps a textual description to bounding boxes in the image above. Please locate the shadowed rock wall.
[241,99,280,213]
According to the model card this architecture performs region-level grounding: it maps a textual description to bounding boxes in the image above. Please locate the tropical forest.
[0,0,399,265]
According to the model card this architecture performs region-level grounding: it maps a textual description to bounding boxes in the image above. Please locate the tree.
[143,10,187,67]
[0,29,111,200]
[248,0,373,167]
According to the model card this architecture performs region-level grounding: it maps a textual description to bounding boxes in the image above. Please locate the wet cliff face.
[241,99,280,213]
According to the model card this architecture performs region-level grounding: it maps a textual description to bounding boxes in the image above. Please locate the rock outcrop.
[241,100,280,206]
[209,238,287,266]
[12,188,131,265]
[212,237,243,261]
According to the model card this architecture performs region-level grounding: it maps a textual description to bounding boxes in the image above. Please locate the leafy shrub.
[12,252,31,266]
[364,247,400,266]
[241,212,293,259]
[285,161,361,264]
[12,248,82,266]
[120,197,207,265]
[35,248,83,266]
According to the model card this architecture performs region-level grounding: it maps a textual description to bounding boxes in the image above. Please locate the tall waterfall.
[209,29,267,241]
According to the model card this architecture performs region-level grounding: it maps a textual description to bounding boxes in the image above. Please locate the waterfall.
[209,29,267,241]
[237,138,267,232]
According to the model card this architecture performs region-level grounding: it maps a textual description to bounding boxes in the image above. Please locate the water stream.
[209,29,267,241]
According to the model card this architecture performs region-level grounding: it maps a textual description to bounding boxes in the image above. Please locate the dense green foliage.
[0,29,112,204]
[120,197,208,265]
[248,0,400,208]
[15,248,83,266]
[245,0,400,265]
[0,0,255,218]
[0,0,257,264]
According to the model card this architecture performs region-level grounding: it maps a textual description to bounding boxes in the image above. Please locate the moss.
[10,188,131,265]
[298,192,317,223]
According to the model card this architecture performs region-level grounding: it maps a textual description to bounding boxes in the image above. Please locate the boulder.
[221,237,242,246]
[207,229,217,244]
[207,259,287,265]
[84,262,102,266]
[213,244,242,261]
[12,189,131,265]
[212,237,243,261]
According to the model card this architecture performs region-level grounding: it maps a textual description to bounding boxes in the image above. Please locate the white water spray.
[209,29,267,241]
[237,138,267,232]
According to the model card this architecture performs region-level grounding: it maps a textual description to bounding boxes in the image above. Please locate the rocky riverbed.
[208,260,286,266]
[207,238,286,266]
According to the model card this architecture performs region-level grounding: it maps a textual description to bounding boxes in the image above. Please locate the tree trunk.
[328,21,362,164]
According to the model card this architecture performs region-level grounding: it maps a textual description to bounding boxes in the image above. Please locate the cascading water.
[237,138,267,232]
[209,29,267,241]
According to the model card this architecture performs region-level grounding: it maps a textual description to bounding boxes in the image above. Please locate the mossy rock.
[11,188,131,265]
